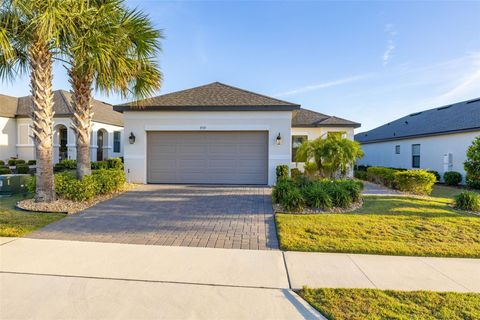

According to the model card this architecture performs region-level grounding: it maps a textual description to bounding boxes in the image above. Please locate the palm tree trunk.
[29,39,56,202]
[70,71,93,179]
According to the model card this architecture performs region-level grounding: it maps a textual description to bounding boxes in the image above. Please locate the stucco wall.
[122,110,292,185]
[0,116,17,161]
[12,117,123,163]
[357,131,480,182]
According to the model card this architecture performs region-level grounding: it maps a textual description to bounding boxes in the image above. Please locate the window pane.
[292,135,307,162]
[113,131,121,153]
[395,145,400,154]
[412,144,420,156]
[412,155,420,168]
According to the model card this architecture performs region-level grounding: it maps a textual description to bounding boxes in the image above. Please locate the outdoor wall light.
[276,133,282,145]
[128,132,136,144]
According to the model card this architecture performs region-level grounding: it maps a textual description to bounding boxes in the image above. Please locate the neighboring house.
[355,97,480,182]
[0,90,124,163]
[114,82,360,185]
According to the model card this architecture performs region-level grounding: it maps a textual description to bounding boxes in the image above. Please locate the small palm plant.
[0,0,76,202]
[63,0,163,179]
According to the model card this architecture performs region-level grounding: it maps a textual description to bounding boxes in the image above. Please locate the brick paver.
[28,185,279,250]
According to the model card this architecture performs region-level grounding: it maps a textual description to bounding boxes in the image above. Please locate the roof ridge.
[212,82,299,106]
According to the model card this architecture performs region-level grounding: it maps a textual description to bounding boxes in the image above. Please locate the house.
[0,90,124,163]
[114,82,360,185]
[355,97,480,182]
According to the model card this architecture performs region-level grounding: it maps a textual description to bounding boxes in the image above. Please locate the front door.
[97,131,104,161]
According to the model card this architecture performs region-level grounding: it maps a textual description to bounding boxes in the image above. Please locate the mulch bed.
[16,184,137,214]
[273,199,363,215]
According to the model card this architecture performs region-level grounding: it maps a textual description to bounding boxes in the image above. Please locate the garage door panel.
[147,131,268,184]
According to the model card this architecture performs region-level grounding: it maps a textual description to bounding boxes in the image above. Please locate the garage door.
[147,131,268,184]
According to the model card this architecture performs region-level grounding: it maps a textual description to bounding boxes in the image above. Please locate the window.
[113,131,121,153]
[327,131,346,139]
[292,135,307,162]
[412,144,420,168]
[395,145,400,154]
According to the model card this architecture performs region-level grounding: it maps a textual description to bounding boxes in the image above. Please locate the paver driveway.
[28,185,279,250]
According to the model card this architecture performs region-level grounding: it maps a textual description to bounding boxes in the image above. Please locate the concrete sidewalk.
[284,251,480,292]
[2,237,480,319]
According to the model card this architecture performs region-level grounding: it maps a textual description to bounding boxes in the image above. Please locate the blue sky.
[1,1,479,131]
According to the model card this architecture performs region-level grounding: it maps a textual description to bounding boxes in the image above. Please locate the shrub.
[280,186,304,212]
[26,175,36,193]
[427,170,440,183]
[454,191,480,212]
[92,169,126,194]
[339,179,363,202]
[0,160,4,166]
[107,157,123,170]
[302,182,332,209]
[16,164,30,174]
[0,166,11,175]
[54,163,66,172]
[291,168,301,179]
[366,166,398,187]
[27,160,36,165]
[304,162,318,177]
[15,159,25,165]
[7,159,16,166]
[55,172,97,201]
[394,170,436,195]
[272,179,294,204]
[276,165,289,181]
[354,170,367,180]
[464,136,480,189]
[60,159,77,169]
[324,182,352,208]
[443,171,462,186]
[91,161,108,170]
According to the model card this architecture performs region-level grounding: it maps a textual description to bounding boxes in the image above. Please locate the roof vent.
[467,98,480,104]
[405,121,409,125]
[437,105,451,110]
[409,112,422,116]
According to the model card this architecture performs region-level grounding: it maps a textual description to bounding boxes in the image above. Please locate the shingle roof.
[6,90,123,126]
[355,97,480,144]
[0,94,19,117]
[292,108,360,128]
[114,82,300,111]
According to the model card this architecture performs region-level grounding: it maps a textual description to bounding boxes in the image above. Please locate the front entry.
[147,131,268,185]
[97,130,104,161]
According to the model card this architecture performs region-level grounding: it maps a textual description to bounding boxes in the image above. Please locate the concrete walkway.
[2,238,480,319]
[362,181,400,195]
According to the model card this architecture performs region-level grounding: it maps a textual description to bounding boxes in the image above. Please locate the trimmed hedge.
[291,168,301,179]
[366,166,398,187]
[29,169,126,201]
[454,191,480,212]
[273,178,363,212]
[60,159,77,169]
[444,171,462,186]
[91,161,108,170]
[7,159,16,166]
[394,170,436,195]
[15,164,30,174]
[427,170,441,183]
[0,160,4,166]
[107,158,123,170]
[27,160,36,165]
[0,166,11,175]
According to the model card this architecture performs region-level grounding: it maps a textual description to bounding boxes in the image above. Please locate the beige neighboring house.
[114,82,360,185]
[0,90,124,163]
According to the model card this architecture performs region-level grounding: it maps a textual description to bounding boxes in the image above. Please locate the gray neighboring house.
[355,97,480,181]
[0,90,124,163]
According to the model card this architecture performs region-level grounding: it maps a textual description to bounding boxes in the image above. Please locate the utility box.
[0,174,31,195]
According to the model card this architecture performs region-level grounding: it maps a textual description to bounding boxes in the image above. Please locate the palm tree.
[65,0,162,179]
[0,0,75,202]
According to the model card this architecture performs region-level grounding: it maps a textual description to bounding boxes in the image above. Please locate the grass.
[299,287,480,320]
[0,194,65,237]
[431,184,479,201]
[276,195,480,258]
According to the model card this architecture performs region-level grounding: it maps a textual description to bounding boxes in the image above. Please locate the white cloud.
[382,24,396,66]
[274,74,371,97]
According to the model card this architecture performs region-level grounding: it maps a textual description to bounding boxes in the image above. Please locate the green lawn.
[0,194,65,237]
[299,288,480,320]
[276,195,480,257]
[431,184,479,200]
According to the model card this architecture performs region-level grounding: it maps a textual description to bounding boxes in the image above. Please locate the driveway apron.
[27,184,279,250]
